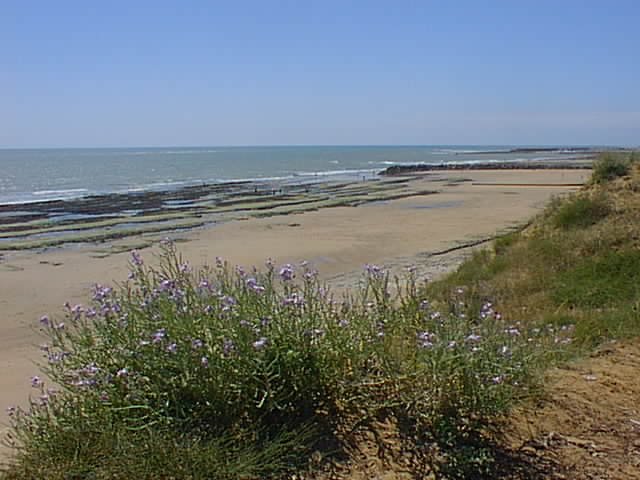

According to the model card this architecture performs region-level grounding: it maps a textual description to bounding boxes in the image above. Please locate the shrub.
[3,242,563,479]
[591,153,631,184]
[549,193,610,229]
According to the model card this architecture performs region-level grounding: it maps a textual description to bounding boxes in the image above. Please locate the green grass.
[552,250,640,308]
[425,151,640,354]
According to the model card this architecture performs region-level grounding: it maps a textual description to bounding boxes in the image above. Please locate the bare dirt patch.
[504,340,640,479]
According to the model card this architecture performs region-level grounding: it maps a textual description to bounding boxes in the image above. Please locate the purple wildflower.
[191,338,204,349]
[48,352,66,364]
[130,250,144,266]
[116,368,128,378]
[279,264,294,281]
[200,356,209,367]
[465,333,482,343]
[417,331,436,348]
[246,277,266,294]
[253,337,268,350]
[30,376,43,388]
[480,302,494,320]
[303,268,318,280]
[81,363,99,376]
[93,284,113,301]
[305,328,325,342]
[364,264,384,279]
[221,295,236,311]
[491,375,504,385]
[152,328,166,344]
[166,343,178,354]
[39,315,50,327]
[222,338,235,356]
[282,293,305,307]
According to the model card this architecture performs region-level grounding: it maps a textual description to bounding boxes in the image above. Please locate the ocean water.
[0,146,585,205]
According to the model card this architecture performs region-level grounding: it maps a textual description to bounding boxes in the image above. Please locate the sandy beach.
[0,168,589,459]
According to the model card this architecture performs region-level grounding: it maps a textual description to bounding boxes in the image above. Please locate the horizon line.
[0,143,628,151]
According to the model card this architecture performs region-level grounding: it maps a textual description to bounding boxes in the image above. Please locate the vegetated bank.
[1,152,638,480]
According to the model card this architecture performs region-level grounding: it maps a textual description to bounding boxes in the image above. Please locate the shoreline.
[0,159,593,253]
[380,158,594,176]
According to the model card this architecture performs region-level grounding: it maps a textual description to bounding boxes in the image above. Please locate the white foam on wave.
[32,188,89,196]
[434,148,511,154]
[292,168,376,177]
[127,149,221,156]
[82,149,221,156]
[126,180,192,192]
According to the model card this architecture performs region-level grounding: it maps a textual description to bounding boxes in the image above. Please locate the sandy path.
[0,169,588,459]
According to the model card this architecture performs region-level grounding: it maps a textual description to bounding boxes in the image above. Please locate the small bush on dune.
[3,242,566,479]
[591,152,632,184]
[549,192,610,230]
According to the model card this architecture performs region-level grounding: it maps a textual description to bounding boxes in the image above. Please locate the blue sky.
[1,1,639,147]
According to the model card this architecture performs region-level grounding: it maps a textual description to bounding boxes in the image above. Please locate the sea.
[0,145,588,205]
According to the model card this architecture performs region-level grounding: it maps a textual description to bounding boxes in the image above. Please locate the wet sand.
[0,169,589,459]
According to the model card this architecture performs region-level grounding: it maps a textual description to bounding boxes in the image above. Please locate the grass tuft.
[548,192,610,229]
[591,151,634,184]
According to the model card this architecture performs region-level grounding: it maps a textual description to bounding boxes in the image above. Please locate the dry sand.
[0,169,589,458]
